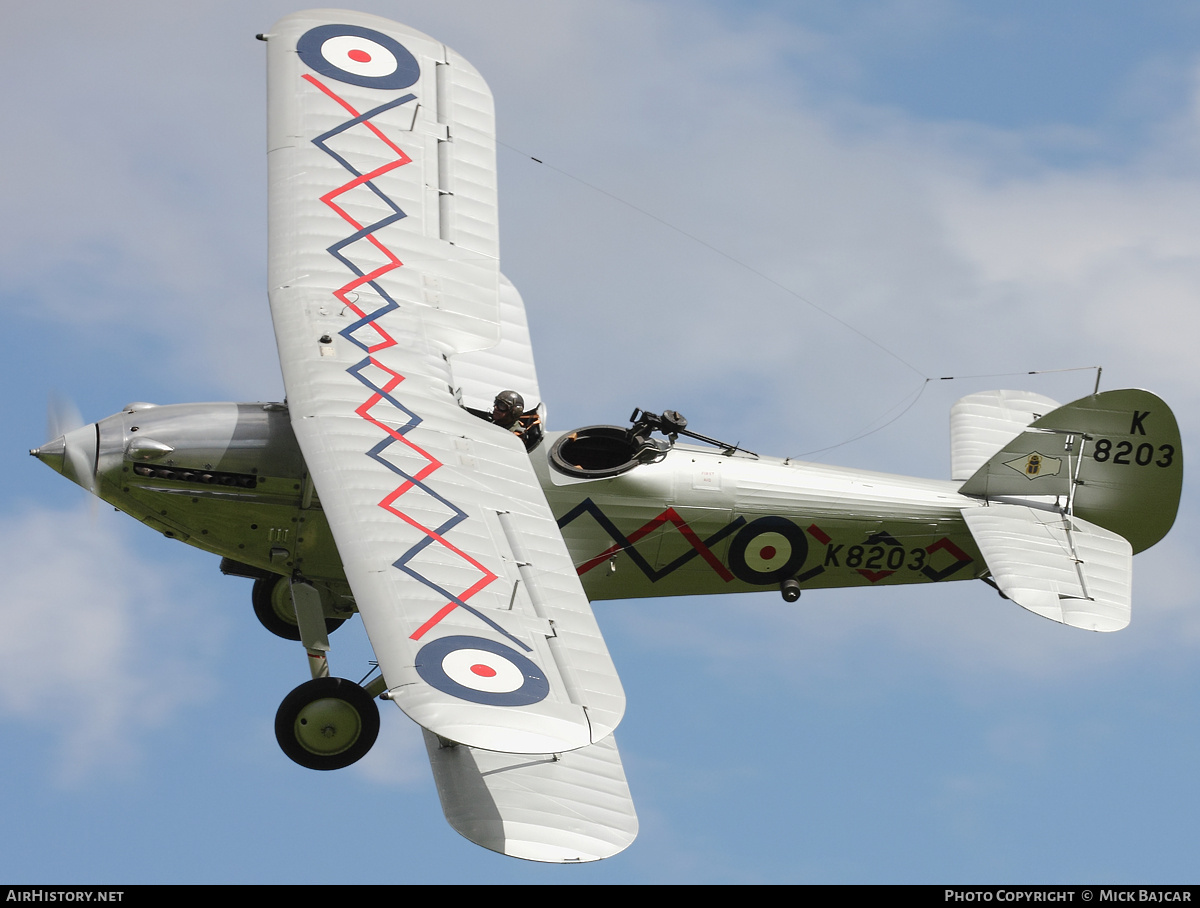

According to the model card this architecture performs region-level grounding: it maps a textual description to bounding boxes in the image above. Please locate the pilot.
[490,390,524,429]
[490,390,543,451]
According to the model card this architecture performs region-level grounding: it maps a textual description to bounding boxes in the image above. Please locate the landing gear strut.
[269,575,382,770]
[252,575,346,641]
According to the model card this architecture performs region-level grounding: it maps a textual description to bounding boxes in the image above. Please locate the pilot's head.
[492,390,524,428]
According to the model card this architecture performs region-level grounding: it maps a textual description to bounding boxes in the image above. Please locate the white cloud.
[8,0,1194,433]
[0,505,216,785]
[470,0,1200,464]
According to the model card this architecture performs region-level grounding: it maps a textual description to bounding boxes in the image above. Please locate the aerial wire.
[500,139,929,381]
[499,142,1103,455]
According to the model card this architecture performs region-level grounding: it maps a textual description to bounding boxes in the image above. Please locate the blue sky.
[4,0,1200,884]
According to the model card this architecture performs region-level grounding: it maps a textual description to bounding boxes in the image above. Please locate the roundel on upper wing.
[727,516,809,584]
[296,24,420,90]
[415,635,550,706]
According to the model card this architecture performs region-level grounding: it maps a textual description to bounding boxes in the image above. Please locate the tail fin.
[950,390,1062,481]
[959,389,1182,553]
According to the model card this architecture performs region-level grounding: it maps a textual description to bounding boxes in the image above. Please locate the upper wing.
[264,11,624,753]
[450,274,543,415]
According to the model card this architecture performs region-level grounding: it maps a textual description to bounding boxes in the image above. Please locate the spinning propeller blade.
[33,394,99,498]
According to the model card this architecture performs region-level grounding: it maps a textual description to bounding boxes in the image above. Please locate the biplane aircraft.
[30,10,1183,863]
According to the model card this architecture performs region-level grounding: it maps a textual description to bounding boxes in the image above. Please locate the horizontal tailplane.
[963,504,1132,632]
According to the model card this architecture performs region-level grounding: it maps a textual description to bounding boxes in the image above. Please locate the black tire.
[252,576,346,641]
[274,677,380,770]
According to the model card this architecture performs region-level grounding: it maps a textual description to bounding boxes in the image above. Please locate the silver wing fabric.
[423,729,638,862]
[450,274,543,415]
[949,390,1061,482]
[963,504,1132,631]
[264,10,625,754]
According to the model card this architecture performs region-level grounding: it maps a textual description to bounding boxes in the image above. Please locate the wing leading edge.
[264,11,625,755]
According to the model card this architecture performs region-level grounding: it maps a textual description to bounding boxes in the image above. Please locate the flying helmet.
[493,390,524,415]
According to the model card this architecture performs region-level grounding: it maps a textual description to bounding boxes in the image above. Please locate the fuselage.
[32,402,986,614]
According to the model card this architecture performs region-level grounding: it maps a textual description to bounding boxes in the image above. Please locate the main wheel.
[252,576,346,641]
[275,677,380,770]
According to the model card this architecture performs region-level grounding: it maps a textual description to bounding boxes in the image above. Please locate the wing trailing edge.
[423,729,638,863]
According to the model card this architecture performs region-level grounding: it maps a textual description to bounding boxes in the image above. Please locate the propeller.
[46,390,82,439]
[33,393,99,498]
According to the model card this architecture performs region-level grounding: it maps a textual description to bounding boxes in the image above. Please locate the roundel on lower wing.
[727,516,809,584]
[415,635,550,706]
[296,24,420,90]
